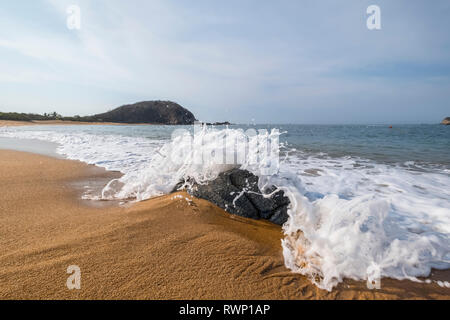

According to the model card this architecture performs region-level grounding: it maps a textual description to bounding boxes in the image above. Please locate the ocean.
[1,123,449,291]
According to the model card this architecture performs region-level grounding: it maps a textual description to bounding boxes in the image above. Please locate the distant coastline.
[0,100,197,125]
[0,119,156,127]
[1,101,231,126]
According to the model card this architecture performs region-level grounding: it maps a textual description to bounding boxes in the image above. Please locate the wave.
[1,125,449,291]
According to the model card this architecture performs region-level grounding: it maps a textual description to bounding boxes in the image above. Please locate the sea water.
[1,123,449,291]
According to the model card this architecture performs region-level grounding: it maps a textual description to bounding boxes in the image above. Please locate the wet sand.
[0,150,448,299]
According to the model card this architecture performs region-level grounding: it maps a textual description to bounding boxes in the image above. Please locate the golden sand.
[0,150,448,299]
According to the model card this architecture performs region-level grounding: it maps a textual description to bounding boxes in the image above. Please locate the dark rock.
[188,172,259,219]
[174,169,290,225]
[269,207,289,225]
[89,100,197,125]
[229,170,286,214]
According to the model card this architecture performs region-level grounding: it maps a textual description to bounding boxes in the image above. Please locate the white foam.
[279,153,450,290]
[0,127,164,173]
[1,125,449,291]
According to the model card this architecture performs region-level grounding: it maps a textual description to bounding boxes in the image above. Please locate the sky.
[0,0,449,124]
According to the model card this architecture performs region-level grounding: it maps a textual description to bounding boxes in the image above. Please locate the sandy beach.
[0,149,448,299]
[0,120,91,127]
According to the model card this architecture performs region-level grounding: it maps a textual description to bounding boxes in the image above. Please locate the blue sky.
[0,0,449,124]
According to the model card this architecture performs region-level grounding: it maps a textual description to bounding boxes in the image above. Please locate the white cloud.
[0,0,448,122]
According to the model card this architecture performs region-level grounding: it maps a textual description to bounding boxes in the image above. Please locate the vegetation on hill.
[0,101,197,125]
[0,112,63,122]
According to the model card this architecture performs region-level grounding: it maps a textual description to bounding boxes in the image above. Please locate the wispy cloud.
[0,0,449,123]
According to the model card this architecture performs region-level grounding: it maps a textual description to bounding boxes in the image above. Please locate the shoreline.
[0,137,62,158]
[0,120,166,127]
[0,149,449,299]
